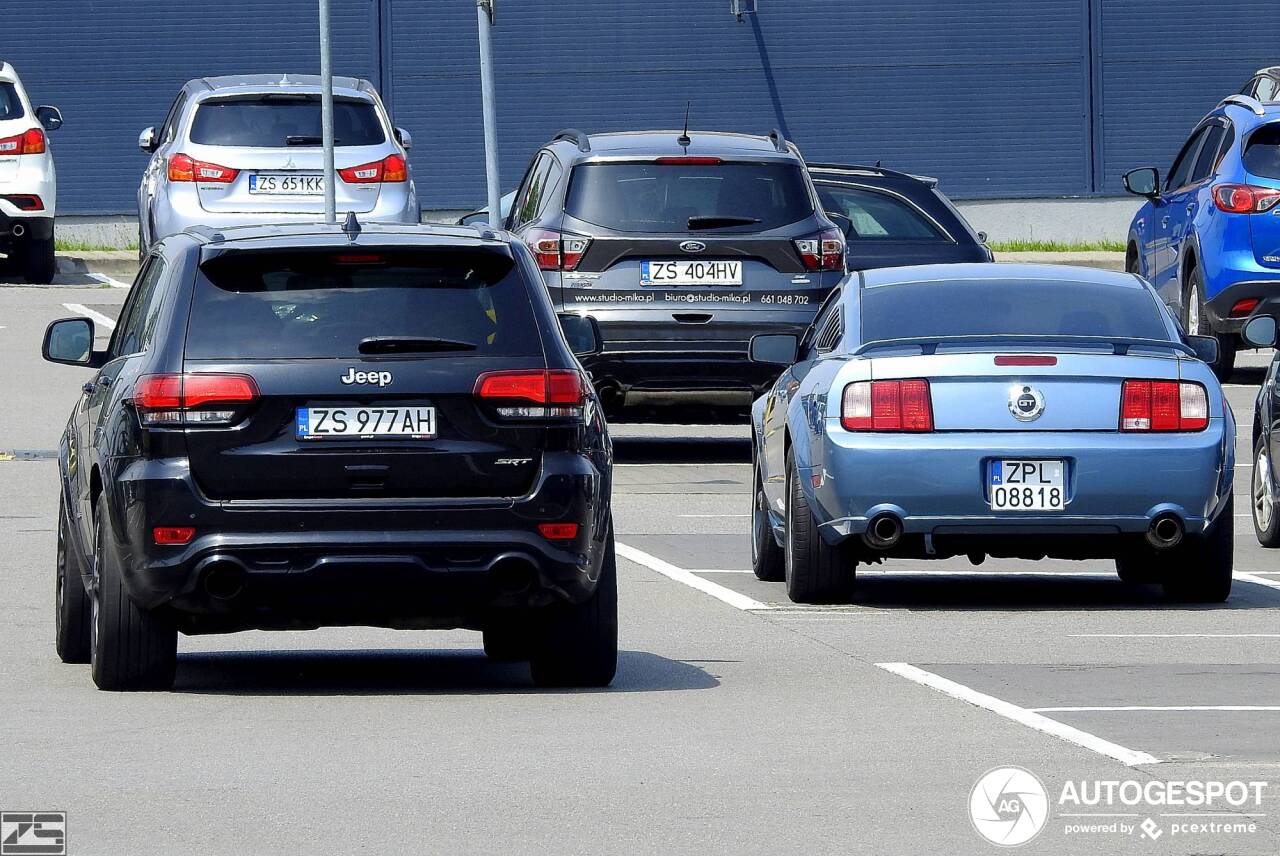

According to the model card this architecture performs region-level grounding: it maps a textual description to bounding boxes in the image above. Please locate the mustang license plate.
[989,459,1066,511]
[296,406,436,440]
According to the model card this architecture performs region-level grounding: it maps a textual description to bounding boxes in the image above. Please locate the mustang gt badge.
[1009,385,1045,422]
[679,240,707,253]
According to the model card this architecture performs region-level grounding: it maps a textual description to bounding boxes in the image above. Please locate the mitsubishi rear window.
[860,279,1171,344]
[564,162,813,232]
[189,97,385,148]
[0,84,23,121]
[1243,124,1280,180]
[187,249,543,360]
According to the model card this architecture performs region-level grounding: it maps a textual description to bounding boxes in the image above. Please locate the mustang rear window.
[861,280,1172,344]
[1243,124,1280,180]
[189,97,385,148]
[187,249,543,360]
[565,162,813,233]
[0,83,23,121]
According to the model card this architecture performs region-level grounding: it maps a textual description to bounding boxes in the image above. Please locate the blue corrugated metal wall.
[3,0,1278,213]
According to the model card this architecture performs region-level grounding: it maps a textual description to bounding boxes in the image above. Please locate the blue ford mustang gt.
[749,264,1235,604]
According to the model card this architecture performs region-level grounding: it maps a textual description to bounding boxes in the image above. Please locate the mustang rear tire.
[529,525,618,688]
[751,448,784,581]
[1114,556,1161,585]
[1162,495,1234,604]
[784,452,854,604]
[90,496,178,690]
[55,494,92,664]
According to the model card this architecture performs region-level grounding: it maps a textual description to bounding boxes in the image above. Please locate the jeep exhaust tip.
[862,513,904,551]
[1146,513,1184,551]
[197,556,247,600]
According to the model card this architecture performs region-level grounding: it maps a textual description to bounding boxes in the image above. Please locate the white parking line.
[875,662,1162,766]
[1031,705,1280,712]
[1072,633,1280,638]
[679,514,749,518]
[62,303,115,330]
[87,272,130,289]
[615,542,771,611]
[1236,571,1280,592]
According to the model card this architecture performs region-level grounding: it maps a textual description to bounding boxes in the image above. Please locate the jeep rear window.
[188,97,385,148]
[187,249,543,360]
[1243,124,1280,180]
[0,84,23,121]
[564,162,813,233]
[861,279,1171,344]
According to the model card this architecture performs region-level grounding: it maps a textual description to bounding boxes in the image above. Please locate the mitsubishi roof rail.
[768,128,789,153]
[552,129,591,153]
[1219,94,1265,116]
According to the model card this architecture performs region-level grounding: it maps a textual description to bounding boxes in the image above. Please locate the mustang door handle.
[81,381,96,395]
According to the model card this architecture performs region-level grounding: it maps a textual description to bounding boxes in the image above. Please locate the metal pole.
[319,0,337,224]
[476,0,501,226]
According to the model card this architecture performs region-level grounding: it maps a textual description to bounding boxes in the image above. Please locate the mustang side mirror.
[749,333,799,365]
[1243,315,1278,349]
[1186,334,1221,365]
[1123,167,1160,199]
[43,317,101,367]
[558,313,602,357]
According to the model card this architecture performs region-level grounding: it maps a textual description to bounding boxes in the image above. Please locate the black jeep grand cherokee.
[45,223,615,690]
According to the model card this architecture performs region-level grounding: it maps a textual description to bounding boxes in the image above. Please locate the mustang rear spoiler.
[852,334,1195,358]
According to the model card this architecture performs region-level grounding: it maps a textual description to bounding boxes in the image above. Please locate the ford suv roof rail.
[768,128,789,153]
[552,129,591,153]
[1219,94,1266,116]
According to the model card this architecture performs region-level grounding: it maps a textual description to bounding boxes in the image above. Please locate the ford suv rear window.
[187,249,543,360]
[564,162,813,233]
[1243,124,1280,180]
[189,96,385,148]
[0,83,23,121]
[861,280,1171,344]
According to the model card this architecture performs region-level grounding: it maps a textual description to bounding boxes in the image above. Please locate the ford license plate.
[989,459,1065,511]
[641,260,742,286]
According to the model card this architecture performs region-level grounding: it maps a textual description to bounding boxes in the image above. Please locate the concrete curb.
[994,251,1124,272]
[56,251,138,278]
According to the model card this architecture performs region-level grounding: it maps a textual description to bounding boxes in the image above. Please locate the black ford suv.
[501,129,847,412]
[45,223,616,690]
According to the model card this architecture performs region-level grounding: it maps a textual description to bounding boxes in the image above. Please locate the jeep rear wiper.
[358,336,477,354]
[285,135,337,146]
[687,215,762,230]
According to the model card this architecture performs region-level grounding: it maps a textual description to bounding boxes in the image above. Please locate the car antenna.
[677,102,692,148]
[342,211,362,240]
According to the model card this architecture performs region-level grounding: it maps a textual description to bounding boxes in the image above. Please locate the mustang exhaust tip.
[1146,513,1184,551]
[863,513,904,550]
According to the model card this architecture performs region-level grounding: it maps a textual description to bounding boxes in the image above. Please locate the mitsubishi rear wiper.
[358,336,477,354]
[687,215,762,230]
[285,135,337,146]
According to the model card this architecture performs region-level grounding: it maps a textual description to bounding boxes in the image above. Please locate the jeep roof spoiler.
[806,162,940,188]
[552,129,591,153]
[1219,94,1266,116]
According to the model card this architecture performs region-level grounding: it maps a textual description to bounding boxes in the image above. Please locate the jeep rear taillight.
[1119,380,1208,432]
[795,227,845,272]
[474,369,588,420]
[0,128,46,155]
[167,153,239,183]
[842,379,933,432]
[134,373,259,426]
[526,228,591,271]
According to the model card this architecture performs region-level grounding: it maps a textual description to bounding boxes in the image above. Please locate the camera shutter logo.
[969,767,1049,847]
[1,812,66,856]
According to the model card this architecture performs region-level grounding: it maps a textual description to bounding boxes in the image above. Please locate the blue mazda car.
[1123,90,1280,380]
[749,264,1235,604]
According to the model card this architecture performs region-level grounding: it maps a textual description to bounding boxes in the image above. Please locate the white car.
[0,61,61,283]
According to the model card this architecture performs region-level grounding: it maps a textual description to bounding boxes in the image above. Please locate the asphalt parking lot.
[3,268,1280,854]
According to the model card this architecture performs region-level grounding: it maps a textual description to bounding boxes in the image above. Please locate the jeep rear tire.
[529,525,617,688]
[55,494,91,664]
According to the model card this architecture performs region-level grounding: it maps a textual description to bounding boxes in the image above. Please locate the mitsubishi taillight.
[1119,380,1208,432]
[1212,183,1280,214]
[0,128,46,155]
[795,227,846,272]
[842,380,933,431]
[133,373,259,426]
[338,153,407,183]
[526,228,591,271]
[474,369,588,420]
[167,153,239,183]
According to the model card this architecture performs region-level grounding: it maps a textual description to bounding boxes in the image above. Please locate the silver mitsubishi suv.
[137,74,419,253]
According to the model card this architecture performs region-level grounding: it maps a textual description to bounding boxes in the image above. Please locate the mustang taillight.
[525,228,591,271]
[1119,380,1208,432]
[167,153,239,183]
[133,373,259,426]
[842,379,933,432]
[474,369,588,420]
[795,227,846,272]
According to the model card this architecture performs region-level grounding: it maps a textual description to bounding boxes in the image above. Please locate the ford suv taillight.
[526,228,592,271]
[1119,380,1208,432]
[0,128,46,155]
[474,369,588,420]
[168,154,239,183]
[795,227,846,272]
[842,380,933,432]
[133,373,259,426]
